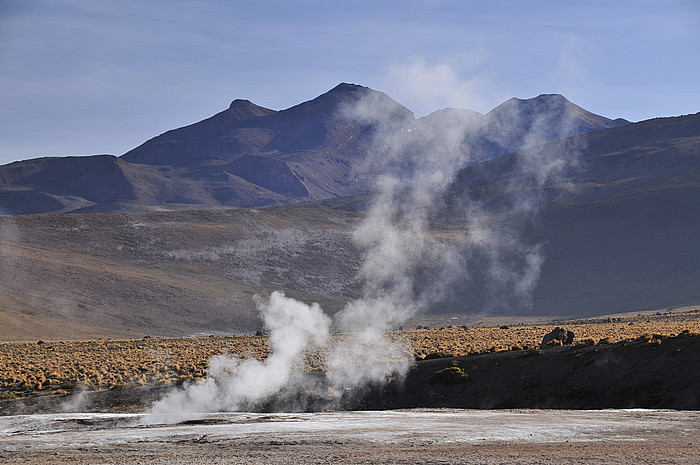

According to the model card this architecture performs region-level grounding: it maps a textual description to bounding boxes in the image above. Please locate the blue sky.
[0,0,698,165]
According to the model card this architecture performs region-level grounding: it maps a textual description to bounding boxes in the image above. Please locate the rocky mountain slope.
[0,84,627,215]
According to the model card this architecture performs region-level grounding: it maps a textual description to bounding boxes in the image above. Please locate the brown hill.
[0,207,362,341]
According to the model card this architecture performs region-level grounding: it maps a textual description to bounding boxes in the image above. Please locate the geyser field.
[2,313,700,464]
[2,83,699,463]
[3,86,594,418]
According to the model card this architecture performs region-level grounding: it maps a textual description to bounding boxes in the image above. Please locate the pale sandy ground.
[1,409,699,464]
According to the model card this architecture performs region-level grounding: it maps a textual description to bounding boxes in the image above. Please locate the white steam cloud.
[382,55,494,116]
[147,291,330,424]
[146,62,582,423]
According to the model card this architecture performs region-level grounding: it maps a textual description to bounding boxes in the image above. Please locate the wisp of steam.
[146,80,581,423]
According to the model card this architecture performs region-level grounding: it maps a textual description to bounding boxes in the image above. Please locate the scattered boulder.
[540,327,575,348]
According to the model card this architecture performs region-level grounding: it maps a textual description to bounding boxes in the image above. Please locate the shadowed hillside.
[447,112,700,316]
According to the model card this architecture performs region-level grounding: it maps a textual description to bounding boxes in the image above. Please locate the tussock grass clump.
[429,366,468,385]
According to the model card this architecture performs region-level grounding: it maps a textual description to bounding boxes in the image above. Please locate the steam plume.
[146,69,582,422]
[147,291,330,423]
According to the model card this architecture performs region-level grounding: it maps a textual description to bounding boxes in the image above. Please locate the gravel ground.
[2,409,699,464]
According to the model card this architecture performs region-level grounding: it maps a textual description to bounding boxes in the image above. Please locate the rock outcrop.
[540,327,575,348]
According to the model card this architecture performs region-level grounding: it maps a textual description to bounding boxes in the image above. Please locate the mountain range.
[1,84,699,340]
[0,83,628,215]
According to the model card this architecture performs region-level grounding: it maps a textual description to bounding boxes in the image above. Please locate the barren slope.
[0,207,362,340]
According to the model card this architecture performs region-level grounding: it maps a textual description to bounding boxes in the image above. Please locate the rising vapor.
[146,67,582,422]
[147,291,330,423]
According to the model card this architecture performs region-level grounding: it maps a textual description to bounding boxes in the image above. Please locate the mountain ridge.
[487,93,629,140]
[2,84,629,215]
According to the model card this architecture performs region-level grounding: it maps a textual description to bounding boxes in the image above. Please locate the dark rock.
[540,327,575,348]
